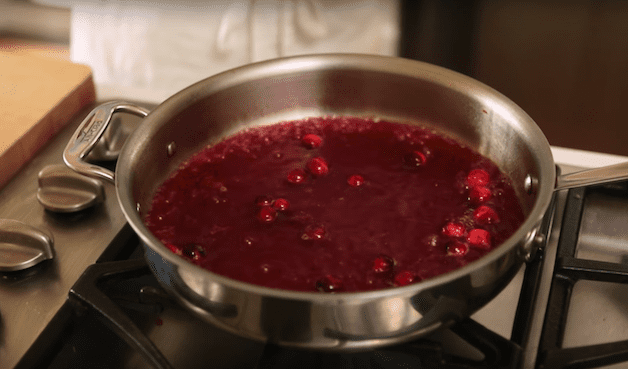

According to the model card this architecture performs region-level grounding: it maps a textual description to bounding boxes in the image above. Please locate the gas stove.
[2,102,628,369]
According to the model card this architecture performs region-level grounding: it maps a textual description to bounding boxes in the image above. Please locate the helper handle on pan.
[64,101,150,183]
[555,161,628,191]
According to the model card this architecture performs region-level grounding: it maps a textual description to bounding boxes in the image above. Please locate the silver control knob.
[37,164,105,213]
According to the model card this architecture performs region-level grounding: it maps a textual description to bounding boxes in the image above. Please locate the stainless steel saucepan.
[63,54,628,351]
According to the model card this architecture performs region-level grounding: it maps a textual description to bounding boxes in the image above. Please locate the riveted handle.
[63,101,150,183]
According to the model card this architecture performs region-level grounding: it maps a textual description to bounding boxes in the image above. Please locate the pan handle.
[63,101,151,183]
[555,161,628,190]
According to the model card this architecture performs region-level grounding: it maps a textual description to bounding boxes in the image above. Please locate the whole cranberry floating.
[468,229,491,249]
[466,169,490,188]
[394,270,416,287]
[447,241,469,257]
[372,255,395,273]
[255,195,274,207]
[403,150,427,167]
[303,224,326,240]
[469,186,492,205]
[287,168,307,184]
[307,157,329,176]
[473,205,500,225]
[273,198,290,211]
[442,222,466,238]
[316,275,344,292]
[347,174,364,187]
[302,133,323,148]
[165,243,181,255]
[257,206,277,223]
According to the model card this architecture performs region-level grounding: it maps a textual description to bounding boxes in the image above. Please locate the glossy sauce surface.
[145,117,525,292]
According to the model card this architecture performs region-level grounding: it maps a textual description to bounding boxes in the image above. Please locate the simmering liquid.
[145,117,525,292]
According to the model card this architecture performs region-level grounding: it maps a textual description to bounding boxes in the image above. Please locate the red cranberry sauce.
[145,117,525,292]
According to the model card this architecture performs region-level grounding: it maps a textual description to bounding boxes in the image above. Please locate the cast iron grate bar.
[558,258,628,282]
[257,318,523,369]
[510,194,555,348]
[68,259,175,369]
[447,318,522,368]
[536,185,628,369]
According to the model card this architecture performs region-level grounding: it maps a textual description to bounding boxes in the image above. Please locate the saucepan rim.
[115,53,556,300]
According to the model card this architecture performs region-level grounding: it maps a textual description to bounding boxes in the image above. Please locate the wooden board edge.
[0,74,96,192]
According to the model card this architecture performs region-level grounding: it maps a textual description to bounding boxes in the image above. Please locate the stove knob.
[37,164,105,213]
[0,219,54,272]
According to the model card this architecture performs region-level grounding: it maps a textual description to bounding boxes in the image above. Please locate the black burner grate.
[256,317,524,369]
[536,184,628,368]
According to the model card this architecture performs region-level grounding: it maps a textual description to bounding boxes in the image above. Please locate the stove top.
[2,102,628,369]
[0,104,143,368]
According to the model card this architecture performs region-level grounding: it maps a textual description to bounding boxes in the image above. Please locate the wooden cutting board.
[0,51,95,191]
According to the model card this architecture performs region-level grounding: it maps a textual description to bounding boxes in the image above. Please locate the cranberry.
[182,244,207,261]
[347,174,364,187]
[273,198,290,211]
[287,168,307,184]
[468,229,491,249]
[442,222,466,238]
[302,224,326,240]
[466,169,490,188]
[257,206,277,223]
[372,255,395,273]
[165,243,181,255]
[316,275,344,292]
[447,240,469,256]
[302,133,323,148]
[394,270,416,287]
[469,186,492,205]
[255,195,274,207]
[307,157,329,176]
[403,150,427,167]
[473,205,500,225]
